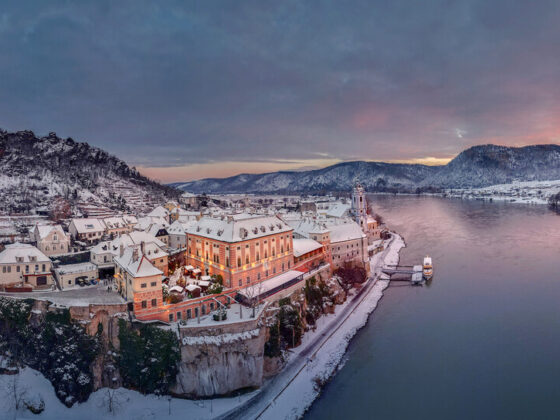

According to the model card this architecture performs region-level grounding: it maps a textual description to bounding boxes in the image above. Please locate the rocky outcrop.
[172,316,267,397]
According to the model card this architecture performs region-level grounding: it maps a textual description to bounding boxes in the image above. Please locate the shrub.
[117,319,180,395]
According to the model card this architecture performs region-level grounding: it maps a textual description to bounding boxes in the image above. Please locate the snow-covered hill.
[172,161,439,194]
[173,144,560,194]
[422,144,560,188]
[0,130,179,215]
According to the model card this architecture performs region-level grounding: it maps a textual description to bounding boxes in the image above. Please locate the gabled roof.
[70,218,105,233]
[0,243,50,264]
[326,220,366,242]
[114,246,163,278]
[147,206,169,218]
[34,224,66,240]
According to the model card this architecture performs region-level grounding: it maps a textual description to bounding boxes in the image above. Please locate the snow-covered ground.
[445,179,560,204]
[0,234,405,420]
[0,366,258,420]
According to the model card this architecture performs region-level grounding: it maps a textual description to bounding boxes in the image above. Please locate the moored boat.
[423,256,433,279]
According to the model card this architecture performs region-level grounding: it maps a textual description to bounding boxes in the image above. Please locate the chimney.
[132,246,139,263]
[140,241,145,255]
[119,244,124,257]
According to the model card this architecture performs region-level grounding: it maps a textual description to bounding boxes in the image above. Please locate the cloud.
[0,0,559,178]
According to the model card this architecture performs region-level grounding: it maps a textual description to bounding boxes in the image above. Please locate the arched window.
[272,248,275,256]
[281,245,284,253]
[256,252,260,260]
[237,257,241,267]
[264,250,268,258]
[246,256,249,264]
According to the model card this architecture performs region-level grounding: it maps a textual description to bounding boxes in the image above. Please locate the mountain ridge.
[172,144,560,194]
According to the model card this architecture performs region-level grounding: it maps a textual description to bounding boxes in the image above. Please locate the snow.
[186,215,292,242]
[0,242,50,264]
[445,179,560,204]
[181,328,260,346]
[0,366,257,420]
[292,238,323,257]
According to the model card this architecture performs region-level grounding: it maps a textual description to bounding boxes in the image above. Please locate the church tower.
[351,181,368,229]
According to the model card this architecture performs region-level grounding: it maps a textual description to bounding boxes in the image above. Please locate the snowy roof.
[169,285,184,293]
[92,231,167,258]
[327,220,365,243]
[70,218,105,233]
[147,223,168,237]
[55,262,97,275]
[147,206,169,218]
[186,214,292,243]
[135,216,169,231]
[238,270,303,298]
[293,238,323,257]
[324,203,351,218]
[122,215,138,225]
[34,224,66,240]
[101,216,128,229]
[0,243,50,264]
[114,246,163,278]
[287,218,330,238]
[167,220,196,235]
[185,284,200,292]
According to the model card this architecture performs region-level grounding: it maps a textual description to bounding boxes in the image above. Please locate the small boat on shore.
[423,256,433,279]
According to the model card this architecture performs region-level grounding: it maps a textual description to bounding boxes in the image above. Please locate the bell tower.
[351,181,368,229]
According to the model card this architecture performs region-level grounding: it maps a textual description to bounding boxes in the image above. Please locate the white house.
[68,218,105,243]
[0,243,53,288]
[33,224,70,256]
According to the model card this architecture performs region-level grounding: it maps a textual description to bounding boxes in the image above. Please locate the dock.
[382,261,432,285]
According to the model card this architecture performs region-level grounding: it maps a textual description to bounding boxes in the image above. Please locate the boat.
[423,256,433,279]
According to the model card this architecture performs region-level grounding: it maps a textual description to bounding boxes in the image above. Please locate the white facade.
[351,182,368,229]
[33,224,70,256]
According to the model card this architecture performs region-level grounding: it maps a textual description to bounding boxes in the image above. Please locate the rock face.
[172,316,267,397]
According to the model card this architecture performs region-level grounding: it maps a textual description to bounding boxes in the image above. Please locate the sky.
[1,0,560,182]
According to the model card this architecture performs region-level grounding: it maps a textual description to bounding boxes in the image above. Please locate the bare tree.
[3,373,29,417]
[243,281,265,318]
[101,388,125,415]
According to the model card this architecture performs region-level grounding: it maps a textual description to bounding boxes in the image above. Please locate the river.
[305,195,560,419]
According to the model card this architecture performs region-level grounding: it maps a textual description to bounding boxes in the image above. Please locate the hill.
[172,144,560,194]
[0,129,179,215]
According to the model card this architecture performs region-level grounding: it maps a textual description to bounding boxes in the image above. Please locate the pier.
[382,261,432,285]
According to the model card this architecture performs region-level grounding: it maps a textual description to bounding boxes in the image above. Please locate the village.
[0,182,400,417]
[0,183,384,324]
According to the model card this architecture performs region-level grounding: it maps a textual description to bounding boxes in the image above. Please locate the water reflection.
[306,196,560,420]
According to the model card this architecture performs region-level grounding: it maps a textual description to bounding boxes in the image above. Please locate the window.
[201,305,206,315]
[257,272,261,280]
[42,264,46,272]
[141,283,147,288]
[288,261,291,268]
[226,257,229,267]
[210,302,214,310]
[2,266,5,273]
[245,256,249,264]
[152,299,157,307]
[194,308,199,317]
[256,252,260,260]
[246,276,250,284]
[177,312,182,320]
[141,300,147,308]
[35,265,39,272]
[237,257,242,267]
[273,267,276,274]
[187,309,192,319]
[169,313,174,322]
[238,279,242,286]
[150,281,157,287]
[16,266,20,273]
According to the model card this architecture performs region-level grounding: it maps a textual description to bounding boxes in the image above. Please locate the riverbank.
[223,232,406,420]
[0,234,405,420]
